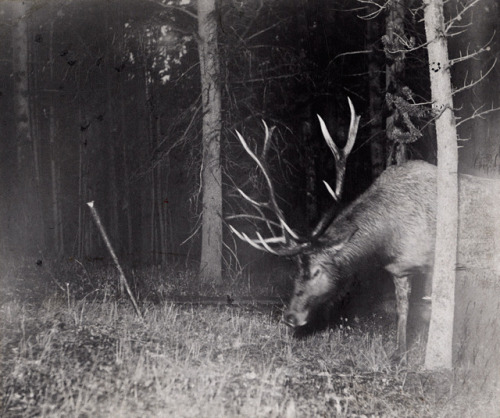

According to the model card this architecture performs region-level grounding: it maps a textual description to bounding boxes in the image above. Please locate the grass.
[0,260,498,417]
[0,295,496,417]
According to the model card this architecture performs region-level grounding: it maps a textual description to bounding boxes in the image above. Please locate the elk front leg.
[393,275,411,360]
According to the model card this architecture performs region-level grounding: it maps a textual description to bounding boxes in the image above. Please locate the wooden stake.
[87,201,143,319]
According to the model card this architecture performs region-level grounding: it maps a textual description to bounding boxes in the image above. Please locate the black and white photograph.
[0,0,499,416]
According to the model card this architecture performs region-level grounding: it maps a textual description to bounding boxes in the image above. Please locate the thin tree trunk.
[385,0,407,165]
[29,15,46,252]
[155,114,168,265]
[56,164,64,254]
[198,0,223,285]
[120,85,133,257]
[77,131,84,258]
[423,0,458,370]
[303,119,317,226]
[48,21,63,256]
[12,1,36,252]
[105,64,119,253]
[367,16,385,177]
[147,77,156,264]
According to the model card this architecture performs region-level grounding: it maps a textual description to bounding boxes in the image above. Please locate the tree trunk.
[29,15,46,253]
[303,120,317,227]
[198,0,223,285]
[423,0,459,370]
[120,84,133,257]
[105,55,119,256]
[385,0,407,166]
[367,16,385,177]
[12,1,35,253]
[49,22,63,256]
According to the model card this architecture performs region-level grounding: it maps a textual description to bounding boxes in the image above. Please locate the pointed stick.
[86,201,142,319]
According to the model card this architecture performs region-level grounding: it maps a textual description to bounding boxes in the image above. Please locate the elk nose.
[283,313,298,328]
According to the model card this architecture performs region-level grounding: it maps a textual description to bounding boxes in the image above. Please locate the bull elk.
[230,98,437,359]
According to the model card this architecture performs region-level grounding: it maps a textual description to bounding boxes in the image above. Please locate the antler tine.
[346,97,360,156]
[317,97,360,203]
[235,128,299,241]
[230,225,294,254]
[322,180,338,202]
[230,222,312,256]
[317,115,341,167]
[235,187,281,237]
[236,187,265,207]
[261,120,275,160]
[256,232,280,254]
[230,123,314,255]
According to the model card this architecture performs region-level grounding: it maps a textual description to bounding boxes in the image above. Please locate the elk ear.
[323,227,358,252]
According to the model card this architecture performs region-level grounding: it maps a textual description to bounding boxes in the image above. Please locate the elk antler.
[230,122,311,256]
[317,97,360,203]
[311,97,360,238]
[230,97,360,254]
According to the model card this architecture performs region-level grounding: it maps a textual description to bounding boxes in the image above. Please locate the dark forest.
[1,0,498,270]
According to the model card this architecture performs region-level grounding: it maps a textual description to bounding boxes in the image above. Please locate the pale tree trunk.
[423,0,458,370]
[385,0,407,165]
[198,0,223,285]
[367,16,385,177]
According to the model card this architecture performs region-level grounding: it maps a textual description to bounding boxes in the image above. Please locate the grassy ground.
[0,295,497,417]
[0,260,498,417]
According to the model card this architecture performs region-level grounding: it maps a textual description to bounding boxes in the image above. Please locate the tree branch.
[449,32,495,66]
[150,0,198,20]
[332,49,372,62]
[456,104,500,128]
[445,0,482,34]
[356,0,391,20]
[453,58,497,95]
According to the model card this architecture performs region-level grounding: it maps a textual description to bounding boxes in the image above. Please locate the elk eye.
[312,268,320,278]
[295,290,304,297]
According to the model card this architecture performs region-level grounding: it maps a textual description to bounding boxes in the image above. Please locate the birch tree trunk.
[423,0,458,370]
[198,0,222,285]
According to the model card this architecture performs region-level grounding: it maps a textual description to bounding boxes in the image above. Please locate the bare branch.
[332,49,371,62]
[356,0,391,20]
[449,32,495,66]
[456,104,500,128]
[453,58,497,95]
[245,20,283,42]
[148,0,198,20]
[445,0,482,34]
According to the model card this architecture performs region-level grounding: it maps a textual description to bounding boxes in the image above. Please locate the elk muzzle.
[283,309,308,328]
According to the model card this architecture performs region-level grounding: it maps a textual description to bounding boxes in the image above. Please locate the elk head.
[229,98,360,327]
